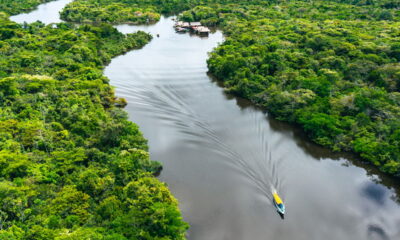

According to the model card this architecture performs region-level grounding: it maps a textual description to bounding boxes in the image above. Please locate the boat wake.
[107,18,285,213]
[121,80,286,209]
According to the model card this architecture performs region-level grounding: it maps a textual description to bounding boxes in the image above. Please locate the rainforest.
[1,0,400,239]
[0,1,188,239]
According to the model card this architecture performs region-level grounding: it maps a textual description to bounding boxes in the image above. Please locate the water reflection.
[362,183,388,206]
[368,224,390,240]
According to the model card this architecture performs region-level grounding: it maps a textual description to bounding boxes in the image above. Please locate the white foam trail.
[127,80,287,207]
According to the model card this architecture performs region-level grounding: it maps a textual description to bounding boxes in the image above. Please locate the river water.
[10,0,73,24]
[10,1,400,240]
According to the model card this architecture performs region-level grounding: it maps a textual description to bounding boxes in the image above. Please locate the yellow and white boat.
[273,192,285,215]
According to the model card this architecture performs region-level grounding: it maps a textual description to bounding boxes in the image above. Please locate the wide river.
[11,1,400,240]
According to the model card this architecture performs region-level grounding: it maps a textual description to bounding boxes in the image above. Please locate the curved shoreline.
[4,1,400,239]
[2,1,189,239]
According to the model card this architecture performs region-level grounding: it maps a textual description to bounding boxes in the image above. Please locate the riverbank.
[0,1,188,239]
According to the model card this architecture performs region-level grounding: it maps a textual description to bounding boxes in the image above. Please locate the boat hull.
[274,201,285,215]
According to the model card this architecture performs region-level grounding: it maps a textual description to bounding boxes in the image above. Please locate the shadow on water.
[368,224,390,240]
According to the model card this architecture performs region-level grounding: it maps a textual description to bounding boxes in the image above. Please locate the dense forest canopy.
[60,0,400,22]
[0,1,188,239]
[60,0,161,24]
[0,0,54,15]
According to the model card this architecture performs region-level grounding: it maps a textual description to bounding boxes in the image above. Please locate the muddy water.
[11,2,400,239]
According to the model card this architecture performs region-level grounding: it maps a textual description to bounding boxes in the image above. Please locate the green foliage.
[60,0,276,24]
[60,0,161,24]
[0,0,54,15]
[0,12,187,239]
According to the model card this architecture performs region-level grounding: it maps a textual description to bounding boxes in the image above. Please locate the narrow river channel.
[10,1,400,240]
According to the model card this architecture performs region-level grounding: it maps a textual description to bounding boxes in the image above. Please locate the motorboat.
[175,27,188,33]
[273,192,285,215]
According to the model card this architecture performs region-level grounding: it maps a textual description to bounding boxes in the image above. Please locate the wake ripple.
[123,80,287,205]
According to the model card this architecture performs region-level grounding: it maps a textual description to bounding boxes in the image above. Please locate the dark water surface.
[11,2,400,239]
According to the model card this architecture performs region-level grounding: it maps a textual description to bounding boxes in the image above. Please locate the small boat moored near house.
[175,27,188,33]
[273,191,285,216]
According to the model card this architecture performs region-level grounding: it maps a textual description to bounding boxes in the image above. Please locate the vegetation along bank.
[0,0,188,238]
[0,0,54,15]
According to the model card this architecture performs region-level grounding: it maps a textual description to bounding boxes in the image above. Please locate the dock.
[174,21,210,36]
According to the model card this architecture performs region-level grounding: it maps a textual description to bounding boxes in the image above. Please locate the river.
[10,0,73,24]
[10,1,400,240]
